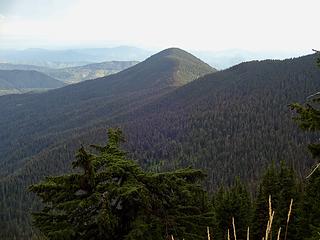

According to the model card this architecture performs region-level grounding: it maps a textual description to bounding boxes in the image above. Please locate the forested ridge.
[120,54,320,184]
[0,48,320,239]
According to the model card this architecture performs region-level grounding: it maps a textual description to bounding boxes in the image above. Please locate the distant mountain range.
[192,49,313,69]
[0,61,139,84]
[1,46,310,70]
[0,70,65,95]
[0,48,319,239]
[0,46,152,68]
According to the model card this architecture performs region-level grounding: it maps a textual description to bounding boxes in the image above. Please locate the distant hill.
[0,70,65,95]
[192,49,313,70]
[0,61,140,84]
[0,63,50,72]
[46,61,139,83]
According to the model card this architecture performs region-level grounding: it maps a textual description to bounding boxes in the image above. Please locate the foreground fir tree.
[29,128,213,240]
[297,167,320,240]
[212,178,252,240]
[252,162,300,240]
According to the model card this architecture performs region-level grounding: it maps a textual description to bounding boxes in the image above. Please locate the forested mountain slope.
[119,54,320,184]
[0,48,214,180]
[26,53,318,187]
[1,50,319,239]
[6,53,318,186]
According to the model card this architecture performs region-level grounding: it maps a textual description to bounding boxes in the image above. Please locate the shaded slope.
[0,70,65,95]
[0,70,65,89]
[119,54,320,184]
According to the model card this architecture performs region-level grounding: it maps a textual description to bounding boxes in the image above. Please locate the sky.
[0,0,319,54]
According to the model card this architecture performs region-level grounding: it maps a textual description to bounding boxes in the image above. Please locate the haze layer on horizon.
[0,0,319,57]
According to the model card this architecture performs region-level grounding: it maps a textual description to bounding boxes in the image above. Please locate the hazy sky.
[0,0,319,53]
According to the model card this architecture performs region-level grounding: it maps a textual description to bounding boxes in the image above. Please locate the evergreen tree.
[252,163,279,240]
[212,178,252,240]
[29,128,213,240]
[298,168,320,240]
[291,96,320,162]
[276,162,301,240]
[252,162,300,240]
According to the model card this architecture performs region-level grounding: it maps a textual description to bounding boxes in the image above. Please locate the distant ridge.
[45,60,139,83]
[0,61,139,84]
[0,69,65,95]
[0,46,152,67]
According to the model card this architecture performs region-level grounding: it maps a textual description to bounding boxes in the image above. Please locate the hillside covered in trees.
[0,48,319,239]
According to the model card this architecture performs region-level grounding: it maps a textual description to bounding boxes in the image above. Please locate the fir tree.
[29,128,213,240]
[252,162,300,240]
[299,168,320,240]
[252,163,279,240]
[212,178,252,240]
